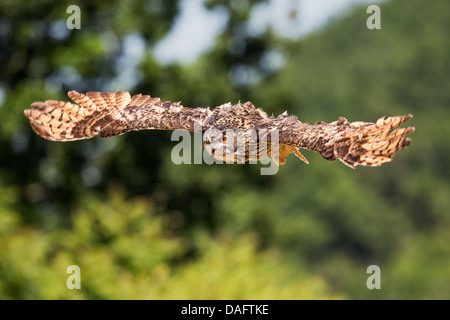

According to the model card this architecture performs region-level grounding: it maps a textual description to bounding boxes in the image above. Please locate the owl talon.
[292,148,309,164]
[272,145,309,166]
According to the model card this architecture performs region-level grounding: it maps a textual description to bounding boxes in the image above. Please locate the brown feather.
[24,91,414,168]
[24,91,210,141]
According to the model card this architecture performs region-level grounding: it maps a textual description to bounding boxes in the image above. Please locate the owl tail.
[327,115,415,168]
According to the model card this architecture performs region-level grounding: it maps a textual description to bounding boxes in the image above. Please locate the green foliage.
[154,233,343,299]
[0,0,449,299]
[0,185,339,299]
[385,225,450,299]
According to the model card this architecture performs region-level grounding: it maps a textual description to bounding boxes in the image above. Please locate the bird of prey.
[24,91,414,168]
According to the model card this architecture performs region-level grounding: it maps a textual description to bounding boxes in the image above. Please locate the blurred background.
[0,0,449,299]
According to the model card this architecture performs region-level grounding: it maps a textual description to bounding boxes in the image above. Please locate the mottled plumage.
[24,91,415,168]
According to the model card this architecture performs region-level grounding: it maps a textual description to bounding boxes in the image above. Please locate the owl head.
[203,127,263,163]
[201,102,270,163]
[203,128,233,162]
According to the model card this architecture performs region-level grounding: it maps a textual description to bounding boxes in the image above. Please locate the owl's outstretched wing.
[24,91,210,141]
[276,114,414,168]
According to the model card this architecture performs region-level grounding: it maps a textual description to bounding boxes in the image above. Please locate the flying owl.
[24,91,414,168]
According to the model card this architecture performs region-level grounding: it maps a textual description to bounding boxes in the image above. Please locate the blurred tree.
[0,0,449,299]
[0,185,341,299]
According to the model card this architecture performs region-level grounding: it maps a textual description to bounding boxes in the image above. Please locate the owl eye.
[205,139,210,144]
[222,136,227,143]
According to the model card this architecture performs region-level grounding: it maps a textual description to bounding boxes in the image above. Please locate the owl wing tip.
[339,114,414,168]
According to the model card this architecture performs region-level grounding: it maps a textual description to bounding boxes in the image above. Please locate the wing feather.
[24,91,210,141]
[277,114,414,167]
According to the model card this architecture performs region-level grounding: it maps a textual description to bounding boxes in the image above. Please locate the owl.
[24,91,414,168]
